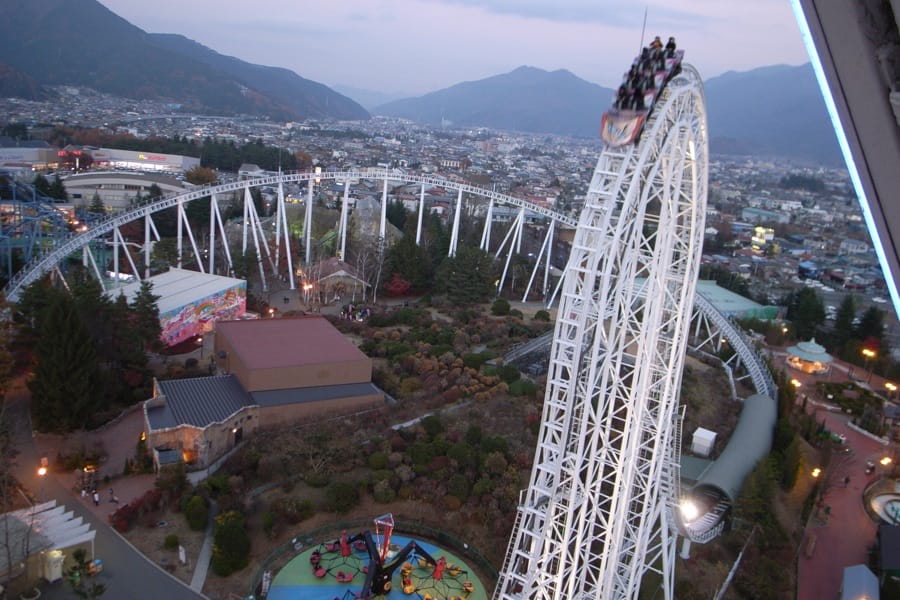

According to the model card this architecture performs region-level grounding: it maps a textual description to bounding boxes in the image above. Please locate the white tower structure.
[494,64,708,599]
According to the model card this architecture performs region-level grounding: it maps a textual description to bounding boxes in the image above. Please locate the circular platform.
[267,534,488,600]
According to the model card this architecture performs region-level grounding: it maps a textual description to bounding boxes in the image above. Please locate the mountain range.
[372,63,840,164]
[0,0,368,121]
[0,0,840,164]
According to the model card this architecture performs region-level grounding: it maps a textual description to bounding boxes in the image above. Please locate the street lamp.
[885,382,897,399]
[37,465,47,502]
[790,378,802,389]
[197,336,204,360]
[862,348,876,383]
[811,467,821,478]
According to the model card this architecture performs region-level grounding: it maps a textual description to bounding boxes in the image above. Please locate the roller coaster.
[3,44,779,600]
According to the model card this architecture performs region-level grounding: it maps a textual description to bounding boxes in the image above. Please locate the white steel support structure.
[449,188,463,257]
[416,183,426,246]
[494,65,708,600]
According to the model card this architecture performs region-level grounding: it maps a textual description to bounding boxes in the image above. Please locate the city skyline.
[99,0,810,97]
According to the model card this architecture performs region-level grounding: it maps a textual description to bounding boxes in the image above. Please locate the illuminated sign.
[138,153,167,162]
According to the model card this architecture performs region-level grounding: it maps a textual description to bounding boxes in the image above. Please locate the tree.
[385,199,408,231]
[49,174,68,201]
[385,233,433,291]
[832,295,856,352]
[66,548,106,599]
[784,287,825,340]
[211,511,250,576]
[854,306,885,344]
[184,166,218,186]
[436,247,497,305]
[88,192,105,214]
[27,293,103,432]
[32,174,51,198]
[131,281,163,353]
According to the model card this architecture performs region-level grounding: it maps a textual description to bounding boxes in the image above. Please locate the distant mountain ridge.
[0,0,368,121]
[376,66,615,138]
[376,63,841,164]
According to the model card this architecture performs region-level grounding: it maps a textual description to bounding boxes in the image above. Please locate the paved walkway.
[6,378,208,599]
[773,349,893,599]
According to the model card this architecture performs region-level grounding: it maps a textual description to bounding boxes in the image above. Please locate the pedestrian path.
[190,500,217,591]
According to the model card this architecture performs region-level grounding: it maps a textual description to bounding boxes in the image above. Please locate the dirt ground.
[121,508,206,587]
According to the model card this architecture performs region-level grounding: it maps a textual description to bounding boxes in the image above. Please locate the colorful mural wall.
[160,282,246,346]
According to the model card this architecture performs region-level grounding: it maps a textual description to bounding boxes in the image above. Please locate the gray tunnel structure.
[677,393,777,541]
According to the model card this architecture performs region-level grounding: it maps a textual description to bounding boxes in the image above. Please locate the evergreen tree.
[49,174,68,201]
[854,306,885,344]
[88,192,105,214]
[28,294,102,432]
[211,511,251,576]
[132,281,163,353]
[784,287,825,340]
[832,295,855,352]
[385,199,408,231]
[32,174,51,198]
[385,233,433,291]
[436,246,497,305]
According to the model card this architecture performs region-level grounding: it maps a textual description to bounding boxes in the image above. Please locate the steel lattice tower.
[494,65,708,600]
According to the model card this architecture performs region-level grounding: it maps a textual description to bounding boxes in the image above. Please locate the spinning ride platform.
[267,534,487,600]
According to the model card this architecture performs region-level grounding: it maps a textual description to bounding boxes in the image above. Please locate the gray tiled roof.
[149,375,250,430]
[251,382,382,407]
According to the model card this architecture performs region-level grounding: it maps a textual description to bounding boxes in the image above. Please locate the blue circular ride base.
[267,534,487,600]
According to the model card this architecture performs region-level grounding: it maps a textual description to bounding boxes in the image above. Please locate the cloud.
[422,0,715,28]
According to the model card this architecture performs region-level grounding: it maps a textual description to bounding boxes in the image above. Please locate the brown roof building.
[143,316,383,471]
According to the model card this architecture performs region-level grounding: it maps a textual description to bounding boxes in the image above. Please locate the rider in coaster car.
[650,36,663,49]
[665,37,677,58]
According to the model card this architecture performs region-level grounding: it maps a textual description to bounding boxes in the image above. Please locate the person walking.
[92,490,100,506]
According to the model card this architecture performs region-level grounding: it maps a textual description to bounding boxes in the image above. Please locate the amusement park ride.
[302,514,477,599]
[494,38,711,599]
[2,34,744,600]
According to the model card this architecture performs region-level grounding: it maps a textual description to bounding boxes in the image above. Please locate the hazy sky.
[99,0,809,95]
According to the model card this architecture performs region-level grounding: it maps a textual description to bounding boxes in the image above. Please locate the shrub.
[164,534,180,550]
[262,511,276,537]
[498,364,521,384]
[368,451,388,470]
[448,473,470,501]
[462,352,493,370]
[509,309,523,319]
[184,495,209,531]
[509,379,537,397]
[421,415,444,440]
[533,309,551,322]
[373,480,396,503]
[491,297,511,316]
[305,471,330,488]
[273,496,314,524]
[211,511,250,576]
[325,481,360,514]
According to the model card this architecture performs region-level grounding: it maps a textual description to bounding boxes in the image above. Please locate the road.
[5,380,204,600]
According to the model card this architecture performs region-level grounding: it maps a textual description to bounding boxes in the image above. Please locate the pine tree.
[437,246,497,305]
[88,192,105,214]
[131,281,163,353]
[28,294,102,432]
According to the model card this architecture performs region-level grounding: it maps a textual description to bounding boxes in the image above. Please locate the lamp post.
[886,381,897,400]
[37,465,47,502]
[197,336,204,360]
[862,348,876,383]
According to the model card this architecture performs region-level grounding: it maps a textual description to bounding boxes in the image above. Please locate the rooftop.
[217,316,367,371]
[115,268,245,315]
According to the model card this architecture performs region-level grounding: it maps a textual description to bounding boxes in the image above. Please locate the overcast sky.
[99,0,809,95]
